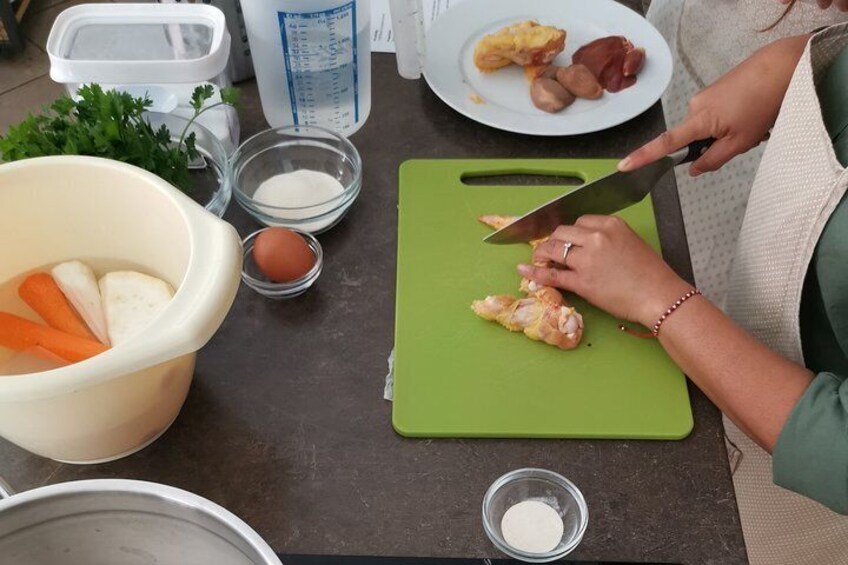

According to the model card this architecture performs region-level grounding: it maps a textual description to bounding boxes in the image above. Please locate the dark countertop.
[0,3,747,563]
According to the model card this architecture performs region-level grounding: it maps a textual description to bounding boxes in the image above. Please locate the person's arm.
[618,33,811,176]
[520,216,848,512]
[518,216,813,452]
[773,371,848,512]
[651,288,814,450]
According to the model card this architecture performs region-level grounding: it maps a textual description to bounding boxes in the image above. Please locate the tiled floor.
[0,0,114,133]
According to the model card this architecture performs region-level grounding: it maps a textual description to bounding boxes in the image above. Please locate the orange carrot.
[23,345,70,365]
[18,273,96,341]
[0,312,108,363]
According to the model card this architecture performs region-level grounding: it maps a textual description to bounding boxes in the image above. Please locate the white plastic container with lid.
[46,3,239,152]
[241,0,371,136]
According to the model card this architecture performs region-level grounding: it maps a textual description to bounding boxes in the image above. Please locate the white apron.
[646,0,843,303]
[724,24,848,565]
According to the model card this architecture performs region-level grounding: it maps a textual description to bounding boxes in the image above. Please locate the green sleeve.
[773,372,848,514]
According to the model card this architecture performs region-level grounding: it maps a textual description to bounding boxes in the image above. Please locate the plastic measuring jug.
[241,0,371,136]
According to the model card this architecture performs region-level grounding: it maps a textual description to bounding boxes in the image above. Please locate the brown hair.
[763,0,798,32]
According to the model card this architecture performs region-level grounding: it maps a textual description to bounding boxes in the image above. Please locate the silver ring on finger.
[561,241,574,268]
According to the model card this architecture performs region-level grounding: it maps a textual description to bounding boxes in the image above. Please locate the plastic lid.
[47,4,231,84]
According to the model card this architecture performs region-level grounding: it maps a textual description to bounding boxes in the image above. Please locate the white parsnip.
[52,261,110,345]
[99,271,174,346]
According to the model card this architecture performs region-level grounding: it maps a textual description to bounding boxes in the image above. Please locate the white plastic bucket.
[0,157,242,463]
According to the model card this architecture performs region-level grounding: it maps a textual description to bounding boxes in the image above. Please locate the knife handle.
[676,138,716,165]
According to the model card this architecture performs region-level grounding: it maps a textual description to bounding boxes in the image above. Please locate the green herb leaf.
[0,86,193,192]
[178,85,240,151]
[0,83,240,195]
[190,84,215,111]
[220,87,241,107]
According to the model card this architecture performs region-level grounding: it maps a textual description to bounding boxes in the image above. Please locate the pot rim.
[0,478,281,565]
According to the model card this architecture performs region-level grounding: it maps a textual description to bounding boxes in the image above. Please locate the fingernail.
[517,264,532,276]
[617,157,632,171]
[689,166,701,177]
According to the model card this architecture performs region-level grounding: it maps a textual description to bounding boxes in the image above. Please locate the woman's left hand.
[517,215,693,328]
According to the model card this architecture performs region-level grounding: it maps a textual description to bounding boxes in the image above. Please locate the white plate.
[423,0,673,136]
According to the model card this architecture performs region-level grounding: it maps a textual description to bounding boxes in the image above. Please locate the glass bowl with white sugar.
[482,468,588,563]
[232,125,362,234]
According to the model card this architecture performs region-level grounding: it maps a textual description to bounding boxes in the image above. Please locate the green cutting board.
[393,159,693,439]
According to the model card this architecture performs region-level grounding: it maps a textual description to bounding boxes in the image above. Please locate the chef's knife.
[483,139,715,244]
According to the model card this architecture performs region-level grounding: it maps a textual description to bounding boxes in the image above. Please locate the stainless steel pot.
[0,479,282,565]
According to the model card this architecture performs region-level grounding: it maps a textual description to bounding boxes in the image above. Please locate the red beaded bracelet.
[618,288,701,339]
[651,289,701,336]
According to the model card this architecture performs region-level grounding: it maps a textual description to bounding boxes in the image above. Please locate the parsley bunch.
[0,84,239,194]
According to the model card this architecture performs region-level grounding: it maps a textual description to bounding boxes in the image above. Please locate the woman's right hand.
[618,34,811,176]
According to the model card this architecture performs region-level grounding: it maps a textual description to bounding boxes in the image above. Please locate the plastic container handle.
[99,213,243,374]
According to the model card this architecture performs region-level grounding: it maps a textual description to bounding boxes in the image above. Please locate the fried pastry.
[474,21,566,72]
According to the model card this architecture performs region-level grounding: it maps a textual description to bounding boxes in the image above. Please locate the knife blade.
[483,139,714,244]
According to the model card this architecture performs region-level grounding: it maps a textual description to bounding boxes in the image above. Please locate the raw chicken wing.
[477,215,549,248]
[472,288,583,350]
[472,215,584,350]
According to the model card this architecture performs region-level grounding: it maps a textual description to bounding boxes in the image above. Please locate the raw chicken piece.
[471,290,583,350]
[478,214,514,231]
[478,214,554,289]
[572,36,645,93]
[477,215,549,248]
[474,21,566,72]
[473,216,584,349]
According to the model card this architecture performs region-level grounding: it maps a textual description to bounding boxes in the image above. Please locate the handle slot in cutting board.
[460,168,585,187]
[393,159,693,440]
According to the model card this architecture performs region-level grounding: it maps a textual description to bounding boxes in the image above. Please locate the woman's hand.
[618,33,811,176]
[517,215,693,328]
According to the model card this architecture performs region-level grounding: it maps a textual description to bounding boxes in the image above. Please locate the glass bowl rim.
[231,125,362,212]
[240,228,324,291]
[143,110,232,217]
[481,467,589,562]
[144,111,229,152]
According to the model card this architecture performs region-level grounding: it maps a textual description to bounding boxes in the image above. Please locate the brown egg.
[252,228,315,283]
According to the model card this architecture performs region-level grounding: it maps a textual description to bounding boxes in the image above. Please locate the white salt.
[252,169,345,233]
[501,500,564,554]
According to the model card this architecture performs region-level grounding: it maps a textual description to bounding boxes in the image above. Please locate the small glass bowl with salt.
[482,468,588,563]
[232,125,362,234]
